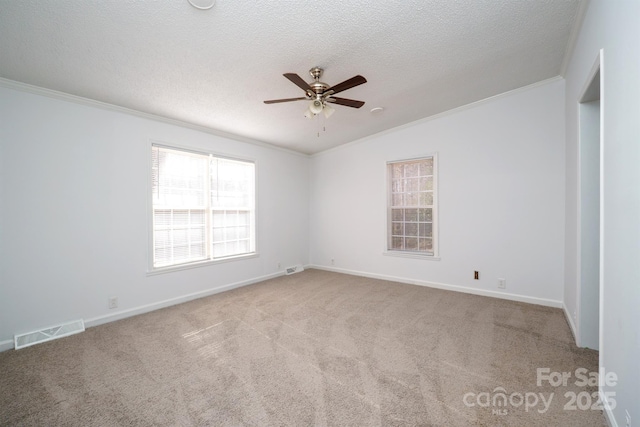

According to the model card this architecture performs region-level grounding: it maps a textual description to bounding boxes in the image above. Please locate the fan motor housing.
[309,67,329,95]
[311,81,329,94]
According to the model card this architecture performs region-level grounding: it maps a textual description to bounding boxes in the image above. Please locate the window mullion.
[205,156,213,261]
[170,209,175,265]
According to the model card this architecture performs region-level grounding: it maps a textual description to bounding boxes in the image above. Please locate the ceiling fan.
[264,67,367,119]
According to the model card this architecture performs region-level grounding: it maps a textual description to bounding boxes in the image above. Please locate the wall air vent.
[14,319,85,350]
[285,265,304,275]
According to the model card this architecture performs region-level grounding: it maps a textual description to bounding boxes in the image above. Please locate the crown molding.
[314,76,564,157]
[0,77,309,158]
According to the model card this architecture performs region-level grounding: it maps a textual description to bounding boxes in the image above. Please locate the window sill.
[383,250,440,261]
[146,252,259,276]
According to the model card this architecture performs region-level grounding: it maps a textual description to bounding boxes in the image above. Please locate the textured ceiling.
[0,0,583,154]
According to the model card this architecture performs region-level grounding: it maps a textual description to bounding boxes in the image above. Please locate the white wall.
[0,86,309,347]
[563,0,640,425]
[309,79,566,306]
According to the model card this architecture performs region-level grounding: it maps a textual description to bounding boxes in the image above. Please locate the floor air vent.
[285,265,304,275]
[14,319,85,350]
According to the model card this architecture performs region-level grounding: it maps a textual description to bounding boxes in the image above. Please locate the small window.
[151,144,255,269]
[387,155,438,257]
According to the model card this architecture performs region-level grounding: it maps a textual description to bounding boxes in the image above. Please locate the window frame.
[384,154,440,260]
[147,141,258,275]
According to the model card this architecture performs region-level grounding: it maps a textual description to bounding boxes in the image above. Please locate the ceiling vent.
[14,319,85,350]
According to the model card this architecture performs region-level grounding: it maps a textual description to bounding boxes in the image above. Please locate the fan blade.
[283,73,312,91]
[327,97,365,108]
[264,97,307,104]
[327,75,367,95]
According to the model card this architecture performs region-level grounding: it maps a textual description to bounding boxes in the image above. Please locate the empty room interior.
[0,1,638,426]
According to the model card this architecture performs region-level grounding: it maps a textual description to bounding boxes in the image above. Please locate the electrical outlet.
[108,297,118,310]
[498,278,506,289]
[331,258,335,266]
[626,409,631,427]
[474,271,479,280]
[277,262,281,269]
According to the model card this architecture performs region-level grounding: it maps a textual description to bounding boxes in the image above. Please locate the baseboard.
[0,339,14,352]
[306,264,563,308]
[0,267,566,351]
[0,271,284,353]
[85,271,284,329]
[563,302,580,346]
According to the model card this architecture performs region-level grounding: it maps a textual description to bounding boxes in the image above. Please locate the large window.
[387,155,438,257]
[151,144,255,269]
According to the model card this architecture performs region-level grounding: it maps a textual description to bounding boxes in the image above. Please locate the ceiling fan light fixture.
[323,103,335,119]
[309,99,324,115]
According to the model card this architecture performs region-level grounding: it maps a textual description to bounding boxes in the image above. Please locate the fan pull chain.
[313,110,328,138]
[319,113,327,137]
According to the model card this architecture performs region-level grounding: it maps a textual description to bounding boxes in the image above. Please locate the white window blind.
[387,156,437,256]
[151,145,255,269]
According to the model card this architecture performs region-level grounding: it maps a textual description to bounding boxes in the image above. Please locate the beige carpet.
[0,269,605,426]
